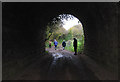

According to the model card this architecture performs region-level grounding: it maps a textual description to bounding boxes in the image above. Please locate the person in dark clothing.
[73,38,77,55]
[62,40,66,50]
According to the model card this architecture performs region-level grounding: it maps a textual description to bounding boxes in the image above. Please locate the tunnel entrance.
[45,14,84,55]
[2,3,118,80]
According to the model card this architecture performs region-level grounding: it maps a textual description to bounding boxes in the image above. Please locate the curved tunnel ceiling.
[2,3,118,78]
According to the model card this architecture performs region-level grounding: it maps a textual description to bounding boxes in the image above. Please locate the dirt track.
[14,47,98,80]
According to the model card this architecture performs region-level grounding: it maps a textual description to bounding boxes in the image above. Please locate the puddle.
[52,53,63,59]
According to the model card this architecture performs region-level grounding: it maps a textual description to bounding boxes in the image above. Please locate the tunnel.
[2,2,118,80]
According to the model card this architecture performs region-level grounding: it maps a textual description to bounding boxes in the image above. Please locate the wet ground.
[14,47,99,80]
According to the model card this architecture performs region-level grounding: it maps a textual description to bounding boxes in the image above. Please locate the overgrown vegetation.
[45,14,84,53]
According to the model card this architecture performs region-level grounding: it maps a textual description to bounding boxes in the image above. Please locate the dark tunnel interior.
[2,2,119,80]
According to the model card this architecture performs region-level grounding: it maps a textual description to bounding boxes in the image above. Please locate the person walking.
[62,40,66,50]
[54,39,58,50]
[49,40,52,48]
[73,38,77,55]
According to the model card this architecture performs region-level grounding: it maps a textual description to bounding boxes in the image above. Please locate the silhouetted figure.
[62,40,66,50]
[54,39,58,50]
[73,38,77,55]
[49,41,52,48]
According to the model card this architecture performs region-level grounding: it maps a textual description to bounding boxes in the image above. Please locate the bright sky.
[62,17,81,30]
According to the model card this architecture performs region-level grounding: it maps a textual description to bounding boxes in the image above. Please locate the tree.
[45,21,61,41]
[45,14,74,41]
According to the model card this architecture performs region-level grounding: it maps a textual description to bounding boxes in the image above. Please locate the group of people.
[48,38,77,55]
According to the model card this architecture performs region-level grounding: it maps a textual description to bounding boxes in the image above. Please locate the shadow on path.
[14,47,98,80]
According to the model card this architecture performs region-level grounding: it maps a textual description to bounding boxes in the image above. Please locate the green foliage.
[45,51,49,54]
[45,41,54,48]
[65,40,74,52]
[45,16,84,53]
[65,39,84,53]
[45,20,62,41]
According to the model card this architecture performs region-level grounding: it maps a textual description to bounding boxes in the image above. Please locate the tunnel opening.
[45,14,84,56]
[2,3,118,80]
